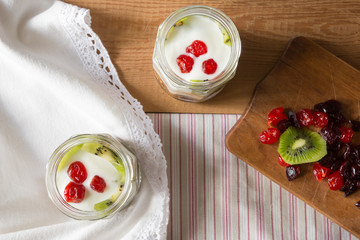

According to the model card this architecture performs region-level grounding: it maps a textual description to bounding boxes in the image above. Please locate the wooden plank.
[226,36,360,238]
[65,0,360,113]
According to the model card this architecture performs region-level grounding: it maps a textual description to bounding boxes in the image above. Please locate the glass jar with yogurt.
[46,134,141,220]
[153,5,241,102]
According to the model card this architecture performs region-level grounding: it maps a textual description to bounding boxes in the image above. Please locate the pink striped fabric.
[148,113,359,240]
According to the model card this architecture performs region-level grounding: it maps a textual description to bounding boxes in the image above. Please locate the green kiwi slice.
[57,144,83,172]
[277,127,327,165]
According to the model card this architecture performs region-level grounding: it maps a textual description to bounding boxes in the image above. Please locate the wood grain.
[65,0,360,113]
[226,36,360,238]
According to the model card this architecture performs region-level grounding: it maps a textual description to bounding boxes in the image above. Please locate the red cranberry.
[268,107,288,127]
[176,55,194,73]
[355,201,360,209]
[327,171,343,191]
[90,175,107,193]
[186,40,207,57]
[64,182,86,203]
[202,59,218,74]
[313,111,328,128]
[297,109,314,127]
[286,165,300,181]
[259,128,279,144]
[67,161,88,183]
[339,127,354,143]
[312,163,331,182]
[278,155,290,167]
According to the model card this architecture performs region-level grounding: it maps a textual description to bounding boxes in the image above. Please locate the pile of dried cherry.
[260,99,360,209]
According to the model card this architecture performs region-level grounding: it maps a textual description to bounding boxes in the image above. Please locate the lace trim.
[58,2,169,239]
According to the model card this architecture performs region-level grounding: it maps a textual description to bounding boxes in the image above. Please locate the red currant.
[312,163,331,182]
[176,55,194,73]
[296,109,314,127]
[267,107,288,127]
[313,111,329,128]
[278,155,290,167]
[327,171,343,191]
[67,161,87,183]
[64,182,86,203]
[259,128,280,144]
[202,59,218,74]
[186,40,207,57]
[90,175,107,193]
[339,127,354,143]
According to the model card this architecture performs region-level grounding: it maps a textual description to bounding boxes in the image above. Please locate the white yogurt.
[56,150,122,211]
[164,15,231,81]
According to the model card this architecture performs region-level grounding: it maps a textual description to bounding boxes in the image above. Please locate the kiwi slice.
[57,144,83,171]
[278,127,327,165]
[94,184,124,211]
[165,17,189,41]
[81,143,126,181]
[216,23,231,46]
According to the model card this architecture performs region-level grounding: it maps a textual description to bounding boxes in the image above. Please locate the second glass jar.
[153,5,241,102]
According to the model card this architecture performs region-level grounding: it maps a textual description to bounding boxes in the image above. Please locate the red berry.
[67,161,87,183]
[202,59,218,74]
[312,163,331,182]
[90,175,107,193]
[267,107,288,127]
[313,111,329,128]
[296,109,314,127]
[176,55,194,73]
[64,182,86,203]
[339,127,354,143]
[259,128,280,144]
[186,40,207,57]
[278,155,290,167]
[327,171,344,191]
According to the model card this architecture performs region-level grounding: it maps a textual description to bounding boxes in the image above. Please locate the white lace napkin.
[0,1,168,239]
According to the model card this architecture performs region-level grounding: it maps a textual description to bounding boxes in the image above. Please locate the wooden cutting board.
[226,36,360,238]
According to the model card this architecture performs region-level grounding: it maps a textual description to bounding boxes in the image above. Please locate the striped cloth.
[148,113,359,240]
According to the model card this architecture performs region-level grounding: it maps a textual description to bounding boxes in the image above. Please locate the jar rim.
[45,134,138,220]
[154,5,241,89]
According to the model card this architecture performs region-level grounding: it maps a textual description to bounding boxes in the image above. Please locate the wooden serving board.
[226,36,360,237]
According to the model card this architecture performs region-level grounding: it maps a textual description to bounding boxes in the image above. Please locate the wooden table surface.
[66,0,360,113]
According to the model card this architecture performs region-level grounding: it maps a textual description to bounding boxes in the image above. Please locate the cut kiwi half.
[278,127,327,165]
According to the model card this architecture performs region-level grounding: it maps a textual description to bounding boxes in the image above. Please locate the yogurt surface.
[164,15,231,81]
[56,150,122,211]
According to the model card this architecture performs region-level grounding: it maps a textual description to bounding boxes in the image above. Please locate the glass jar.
[46,134,141,220]
[153,5,241,102]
